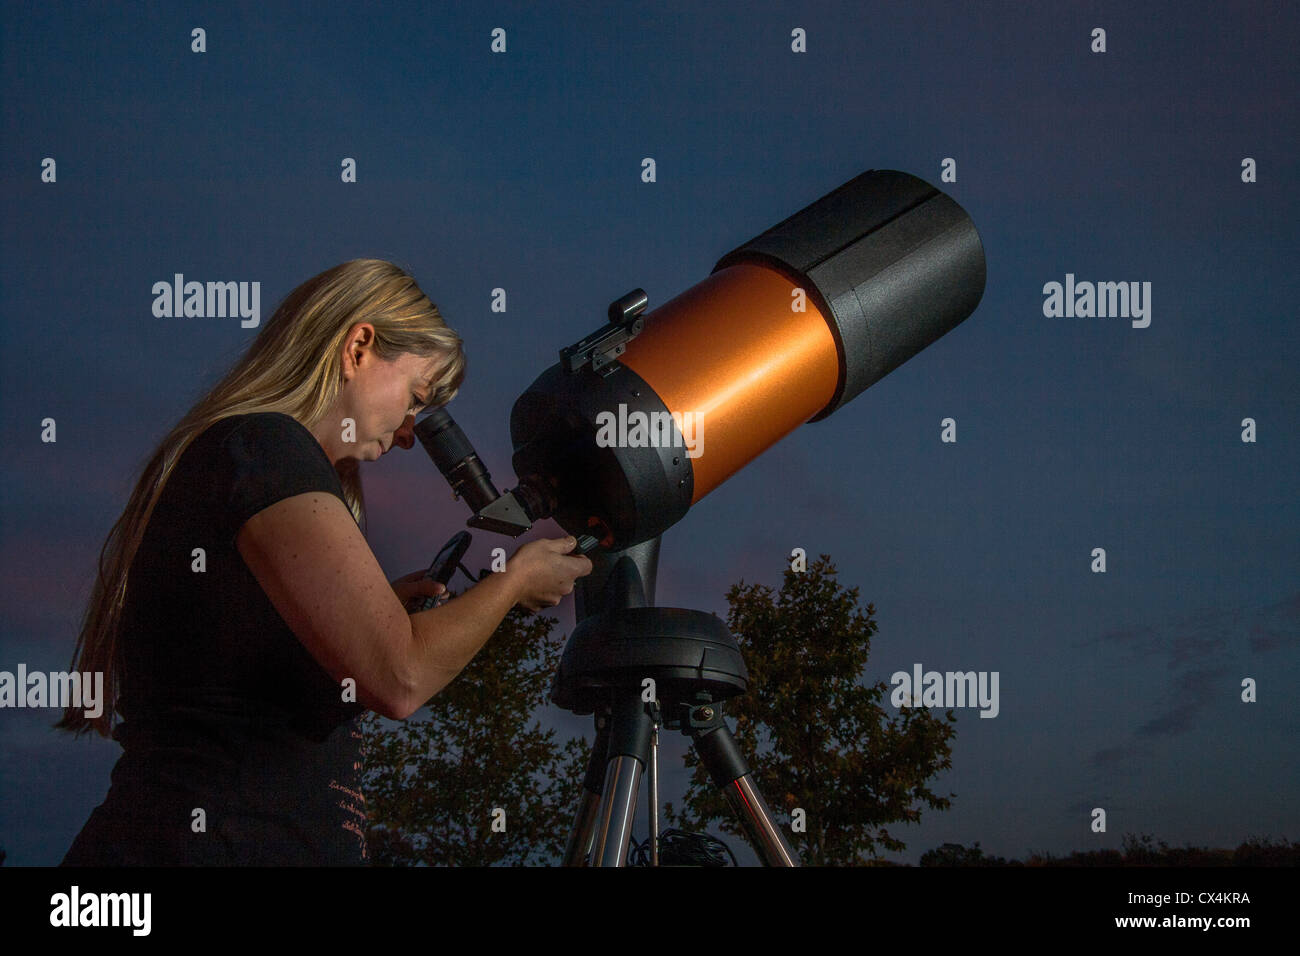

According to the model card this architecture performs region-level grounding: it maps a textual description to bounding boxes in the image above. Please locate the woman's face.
[314,325,447,467]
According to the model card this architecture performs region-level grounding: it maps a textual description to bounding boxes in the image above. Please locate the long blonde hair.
[56,258,465,738]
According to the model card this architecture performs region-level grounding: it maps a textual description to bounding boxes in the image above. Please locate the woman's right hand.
[505,536,594,612]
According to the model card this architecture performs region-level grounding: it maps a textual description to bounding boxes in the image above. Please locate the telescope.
[415,168,986,866]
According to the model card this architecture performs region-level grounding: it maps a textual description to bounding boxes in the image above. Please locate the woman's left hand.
[390,571,448,609]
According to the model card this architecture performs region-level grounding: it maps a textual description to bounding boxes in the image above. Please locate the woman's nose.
[393,414,417,450]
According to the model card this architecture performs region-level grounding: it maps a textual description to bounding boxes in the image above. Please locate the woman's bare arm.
[235,491,529,720]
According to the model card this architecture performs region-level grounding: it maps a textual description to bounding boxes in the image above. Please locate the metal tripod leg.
[588,692,655,867]
[561,716,611,866]
[689,711,800,867]
[554,536,791,866]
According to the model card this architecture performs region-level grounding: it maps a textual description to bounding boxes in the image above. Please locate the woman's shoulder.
[201,411,309,439]
[174,413,343,525]
[181,413,332,479]
[185,412,313,455]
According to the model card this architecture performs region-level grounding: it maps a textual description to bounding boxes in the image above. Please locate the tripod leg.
[561,715,611,866]
[690,716,800,867]
[590,693,654,867]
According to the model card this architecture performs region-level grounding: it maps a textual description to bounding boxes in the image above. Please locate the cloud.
[1136,702,1200,737]
[1134,667,1229,738]
[1079,595,1298,765]
[1082,593,1298,665]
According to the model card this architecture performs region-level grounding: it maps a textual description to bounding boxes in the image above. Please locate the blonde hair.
[56,258,465,738]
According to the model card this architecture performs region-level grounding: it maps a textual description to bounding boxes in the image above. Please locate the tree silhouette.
[665,553,957,865]
[920,841,1017,866]
[360,600,588,865]
[1020,833,1300,866]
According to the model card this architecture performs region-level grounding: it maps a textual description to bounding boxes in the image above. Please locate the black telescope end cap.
[551,607,748,714]
[712,166,987,423]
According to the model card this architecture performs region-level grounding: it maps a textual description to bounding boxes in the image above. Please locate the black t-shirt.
[62,412,370,865]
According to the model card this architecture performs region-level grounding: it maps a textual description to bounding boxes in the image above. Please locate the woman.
[56,258,592,865]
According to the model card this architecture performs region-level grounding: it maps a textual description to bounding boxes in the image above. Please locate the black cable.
[628,829,737,867]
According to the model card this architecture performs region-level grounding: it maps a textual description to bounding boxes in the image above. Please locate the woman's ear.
[340,322,377,379]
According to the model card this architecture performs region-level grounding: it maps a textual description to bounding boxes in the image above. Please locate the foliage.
[1020,833,1300,867]
[664,554,958,865]
[920,841,1018,866]
[360,602,587,865]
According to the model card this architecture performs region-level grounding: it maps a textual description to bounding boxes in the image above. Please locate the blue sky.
[2,0,1297,865]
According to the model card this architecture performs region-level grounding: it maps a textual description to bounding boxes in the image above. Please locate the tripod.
[554,536,799,867]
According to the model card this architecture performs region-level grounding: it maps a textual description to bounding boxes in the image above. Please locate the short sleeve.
[220,413,348,541]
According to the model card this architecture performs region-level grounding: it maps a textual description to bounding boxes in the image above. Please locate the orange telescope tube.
[509,168,986,551]
[617,261,839,504]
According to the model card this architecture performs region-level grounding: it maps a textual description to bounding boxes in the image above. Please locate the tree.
[360,601,588,865]
[665,553,957,865]
[1023,834,1300,866]
[920,841,1018,866]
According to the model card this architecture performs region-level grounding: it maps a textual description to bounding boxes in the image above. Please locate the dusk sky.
[2,0,1297,866]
